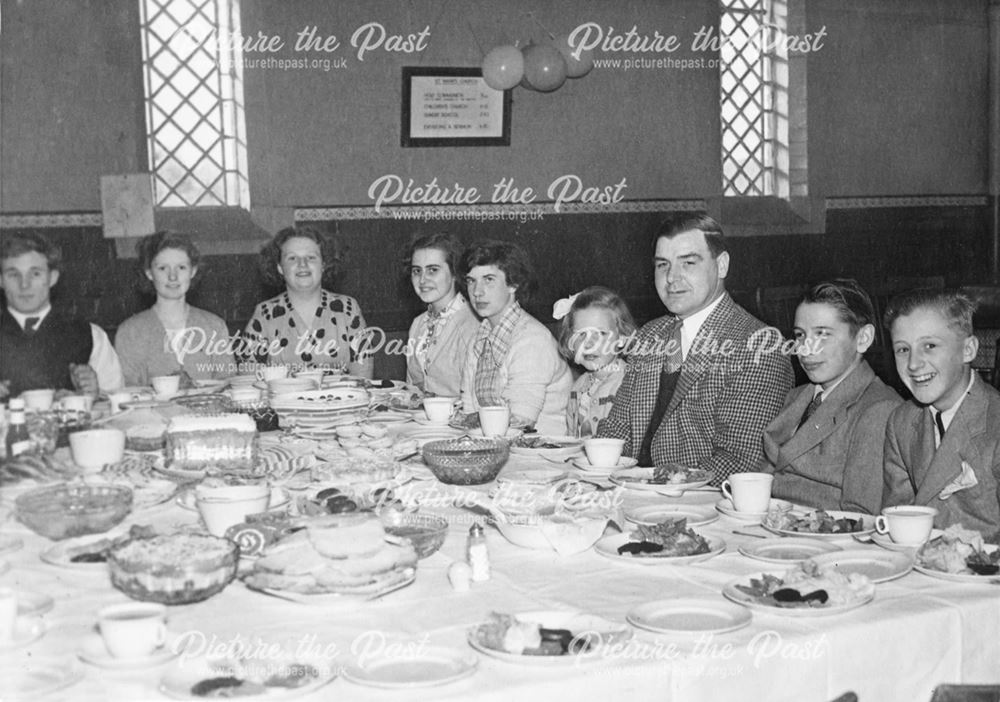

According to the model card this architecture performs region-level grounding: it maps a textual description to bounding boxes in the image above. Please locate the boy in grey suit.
[761,280,901,515]
[882,289,1000,541]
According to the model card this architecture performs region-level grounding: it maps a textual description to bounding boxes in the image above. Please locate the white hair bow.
[552,292,581,320]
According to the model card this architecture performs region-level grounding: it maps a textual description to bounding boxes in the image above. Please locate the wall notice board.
[401,67,511,147]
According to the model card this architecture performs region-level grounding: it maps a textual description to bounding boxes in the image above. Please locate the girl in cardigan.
[554,286,636,438]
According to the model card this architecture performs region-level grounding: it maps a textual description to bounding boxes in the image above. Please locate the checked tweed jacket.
[598,293,794,484]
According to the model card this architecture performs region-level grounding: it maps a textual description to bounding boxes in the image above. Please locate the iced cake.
[165,414,258,473]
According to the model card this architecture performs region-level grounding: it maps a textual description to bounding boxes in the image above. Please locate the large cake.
[165,414,258,474]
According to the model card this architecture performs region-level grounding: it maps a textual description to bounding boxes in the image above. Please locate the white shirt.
[7,305,124,393]
[678,293,725,360]
[931,371,976,448]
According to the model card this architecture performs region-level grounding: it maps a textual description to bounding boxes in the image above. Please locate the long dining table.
[1,431,999,702]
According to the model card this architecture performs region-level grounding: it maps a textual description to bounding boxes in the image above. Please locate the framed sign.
[401,67,511,147]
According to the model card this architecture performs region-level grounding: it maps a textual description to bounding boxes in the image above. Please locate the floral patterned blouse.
[240,290,373,375]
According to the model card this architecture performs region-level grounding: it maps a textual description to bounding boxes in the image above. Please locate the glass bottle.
[5,399,32,458]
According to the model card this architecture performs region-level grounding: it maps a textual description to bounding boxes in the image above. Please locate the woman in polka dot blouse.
[240,226,374,377]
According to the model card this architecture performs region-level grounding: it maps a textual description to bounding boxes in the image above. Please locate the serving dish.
[15,484,133,540]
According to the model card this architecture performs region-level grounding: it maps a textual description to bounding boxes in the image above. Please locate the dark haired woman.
[458,239,571,434]
[405,233,479,396]
[114,231,235,386]
[241,226,373,377]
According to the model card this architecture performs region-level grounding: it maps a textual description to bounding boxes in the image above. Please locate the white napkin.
[938,460,979,500]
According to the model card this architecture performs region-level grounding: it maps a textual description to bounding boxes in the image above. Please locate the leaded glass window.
[139,0,249,208]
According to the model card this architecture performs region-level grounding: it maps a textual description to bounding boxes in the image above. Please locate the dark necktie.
[638,322,683,466]
[934,410,947,444]
[23,317,40,336]
[796,391,823,431]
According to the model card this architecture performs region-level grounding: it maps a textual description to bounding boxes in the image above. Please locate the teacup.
[479,406,510,438]
[151,375,180,398]
[257,365,289,382]
[60,394,93,413]
[20,389,55,411]
[875,505,938,546]
[583,438,624,467]
[720,472,774,514]
[196,484,271,536]
[70,428,126,473]
[108,391,133,414]
[98,602,167,659]
[0,588,17,642]
[423,397,455,425]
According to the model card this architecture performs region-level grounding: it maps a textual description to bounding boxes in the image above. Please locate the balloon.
[521,44,567,92]
[481,45,524,91]
[554,34,593,78]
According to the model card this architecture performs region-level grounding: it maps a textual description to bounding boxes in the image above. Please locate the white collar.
[7,304,52,330]
[934,370,976,432]
[678,293,725,359]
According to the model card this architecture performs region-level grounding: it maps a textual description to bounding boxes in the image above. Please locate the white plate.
[159,654,337,700]
[868,529,943,552]
[738,538,843,564]
[78,634,181,670]
[413,416,451,427]
[914,542,1000,583]
[722,575,875,617]
[39,529,130,570]
[16,591,54,617]
[0,617,45,650]
[342,646,477,688]
[497,467,568,485]
[716,498,794,523]
[809,549,912,583]
[569,456,638,476]
[365,410,415,426]
[594,533,726,565]
[611,467,712,494]
[761,509,876,539]
[0,534,23,556]
[0,657,83,699]
[245,567,417,604]
[177,487,291,512]
[627,598,753,636]
[624,503,719,528]
[509,436,583,460]
[467,610,630,665]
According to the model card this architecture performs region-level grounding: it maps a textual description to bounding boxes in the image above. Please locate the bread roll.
[306,514,386,559]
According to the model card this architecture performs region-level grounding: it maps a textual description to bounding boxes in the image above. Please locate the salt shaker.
[467,521,491,582]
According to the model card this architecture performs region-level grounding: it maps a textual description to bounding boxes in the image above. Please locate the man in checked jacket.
[597,212,794,485]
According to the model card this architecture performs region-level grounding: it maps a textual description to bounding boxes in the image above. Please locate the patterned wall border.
[294,199,708,221]
[825,195,988,209]
[0,212,103,229]
[1,196,989,228]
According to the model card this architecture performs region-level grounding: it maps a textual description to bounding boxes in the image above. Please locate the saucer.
[715,498,793,523]
[869,530,941,552]
[0,534,23,556]
[413,416,451,427]
[17,591,55,617]
[570,456,638,476]
[78,634,180,670]
[0,616,45,650]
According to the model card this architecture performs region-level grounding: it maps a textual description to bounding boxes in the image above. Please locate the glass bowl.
[15,483,133,540]
[381,512,449,559]
[421,436,510,485]
[108,533,239,605]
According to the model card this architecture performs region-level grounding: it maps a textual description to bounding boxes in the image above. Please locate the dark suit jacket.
[762,360,901,515]
[883,373,1000,540]
[598,293,794,483]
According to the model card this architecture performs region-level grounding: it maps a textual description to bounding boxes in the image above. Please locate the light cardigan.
[460,309,572,435]
[406,296,480,397]
[114,306,236,386]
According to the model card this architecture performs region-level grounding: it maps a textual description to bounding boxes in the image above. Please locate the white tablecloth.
[2,450,999,702]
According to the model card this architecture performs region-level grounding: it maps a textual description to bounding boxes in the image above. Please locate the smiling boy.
[761,280,901,514]
[882,289,1000,539]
